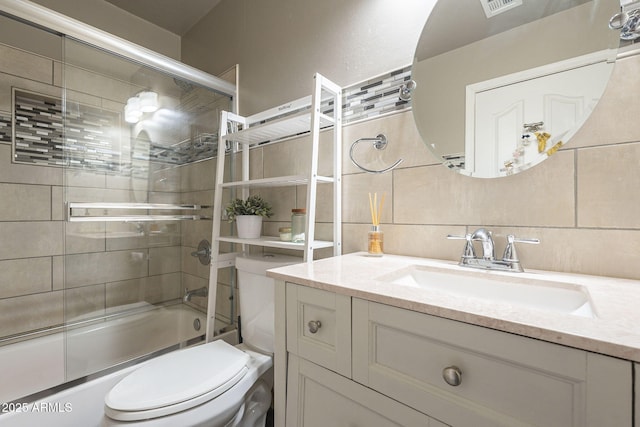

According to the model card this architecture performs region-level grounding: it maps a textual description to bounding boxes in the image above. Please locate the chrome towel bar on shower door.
[67,202,212,222]
[349,133,403,174]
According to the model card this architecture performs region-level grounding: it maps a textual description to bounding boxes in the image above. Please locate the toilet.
[103,253,302,427]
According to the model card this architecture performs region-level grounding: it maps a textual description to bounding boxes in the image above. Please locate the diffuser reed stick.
[368,192,384,256]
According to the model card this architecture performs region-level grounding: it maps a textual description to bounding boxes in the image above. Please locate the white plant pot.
[236,215,263,239]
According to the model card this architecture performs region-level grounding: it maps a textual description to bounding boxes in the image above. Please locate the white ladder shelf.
[206,74,342,340]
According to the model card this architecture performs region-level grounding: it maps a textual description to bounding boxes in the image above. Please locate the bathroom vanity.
[269,253,640,427]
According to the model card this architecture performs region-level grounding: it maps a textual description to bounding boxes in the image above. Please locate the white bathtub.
[0,303,206,403]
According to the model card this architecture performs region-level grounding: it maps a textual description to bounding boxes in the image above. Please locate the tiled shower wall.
[256,54,640,281]
[0,40,225,340]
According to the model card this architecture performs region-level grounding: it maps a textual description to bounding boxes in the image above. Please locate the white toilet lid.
[105,340,249,420]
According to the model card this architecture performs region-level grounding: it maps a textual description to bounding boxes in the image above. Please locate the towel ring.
[349,134,404,174]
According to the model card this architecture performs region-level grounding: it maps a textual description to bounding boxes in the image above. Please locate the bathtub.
[0,302,206,404]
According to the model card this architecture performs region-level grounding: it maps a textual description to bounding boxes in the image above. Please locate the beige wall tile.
[0,257,51,299]
[52,255,63,290]
[0,221,63,259]
[179,217,212,249]
[255,186,297,223]
[64,284,106,321]
[104,222,149,251]
[181,156,216,192]
[51,186,64,221]
[342,173,392,224]
[64,249,149,288]
[0,43,53,84]
[149,246,181,276]
[263,137,312,178]
[0,291,63,338]
[106,272,181,308]
[64,222,106,254]
[0,145,62,186]
[0,183,51,220]
[577,143,640,228]
[482,226,640,280]
[394,150,576,227]
[64,65,132,104]
[342,111,438,175]
[570,55,640,149]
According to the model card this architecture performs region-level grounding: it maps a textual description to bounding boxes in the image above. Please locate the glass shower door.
[61,37,232,380]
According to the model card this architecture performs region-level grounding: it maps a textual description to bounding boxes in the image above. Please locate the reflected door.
[468,58,611,177]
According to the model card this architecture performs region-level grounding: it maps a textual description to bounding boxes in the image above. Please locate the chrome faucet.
[183,286,208,302]
[447,228,539,272]
[470,228,495,260]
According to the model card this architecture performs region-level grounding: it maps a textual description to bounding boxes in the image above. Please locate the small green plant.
[225,195,273,222]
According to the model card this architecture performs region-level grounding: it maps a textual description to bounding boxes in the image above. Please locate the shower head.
[173,77,194,93]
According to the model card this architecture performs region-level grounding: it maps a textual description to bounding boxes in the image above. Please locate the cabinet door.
[353,299,632,427]
[633,363,640,427]
[286,283,351,377]
[286,354,449,427]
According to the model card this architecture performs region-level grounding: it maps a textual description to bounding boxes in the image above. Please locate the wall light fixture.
[125,91,159,123]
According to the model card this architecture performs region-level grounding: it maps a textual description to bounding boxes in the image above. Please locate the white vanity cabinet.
[636,363,640,427]
[282,282,448,427]
[276,281,633,427]
[352,299,632,427]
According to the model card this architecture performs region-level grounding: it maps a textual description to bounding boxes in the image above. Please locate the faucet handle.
[502,234,540,262]
[447,233,476,259]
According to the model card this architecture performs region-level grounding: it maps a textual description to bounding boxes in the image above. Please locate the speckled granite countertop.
[267,252,640,362]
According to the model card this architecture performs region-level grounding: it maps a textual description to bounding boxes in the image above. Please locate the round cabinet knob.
[307,320,322,334]
[442,366,462,387]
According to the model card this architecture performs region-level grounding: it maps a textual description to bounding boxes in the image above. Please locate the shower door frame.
[0,0,236,100]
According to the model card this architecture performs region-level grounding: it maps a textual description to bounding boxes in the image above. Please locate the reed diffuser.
[367,192,385,256]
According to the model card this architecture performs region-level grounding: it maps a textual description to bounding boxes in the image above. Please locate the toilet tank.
[235,253,302,354]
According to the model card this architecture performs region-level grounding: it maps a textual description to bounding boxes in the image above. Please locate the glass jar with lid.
[291,208,306,243]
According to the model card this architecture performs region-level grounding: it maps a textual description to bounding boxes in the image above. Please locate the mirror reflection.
[412,0,621,178]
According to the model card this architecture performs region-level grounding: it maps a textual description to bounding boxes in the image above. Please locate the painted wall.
[181,0,640,280]
[182,0,434,115]
[29,0,181,60]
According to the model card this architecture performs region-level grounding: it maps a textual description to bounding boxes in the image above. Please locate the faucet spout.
[471,228,495,260]
[183,286,208,303]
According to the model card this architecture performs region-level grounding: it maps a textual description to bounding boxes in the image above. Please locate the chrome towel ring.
[349,134,403,174]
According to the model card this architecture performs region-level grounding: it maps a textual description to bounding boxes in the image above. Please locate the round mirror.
[412,0,621,178]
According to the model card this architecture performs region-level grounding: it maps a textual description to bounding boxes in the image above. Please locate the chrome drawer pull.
[307,320,322,334]
[442,366,462,386]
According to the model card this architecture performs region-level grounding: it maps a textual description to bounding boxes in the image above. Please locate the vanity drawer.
[352,299,632,427]
[286,354,449,427]
[286,283,351,377]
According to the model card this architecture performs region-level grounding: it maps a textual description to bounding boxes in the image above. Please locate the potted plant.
[225,195,273,239]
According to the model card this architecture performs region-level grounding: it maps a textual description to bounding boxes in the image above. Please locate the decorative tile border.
[8,66,413,170]
[341,65,412,124]
[0,111,10,143]
[13,89,121,171]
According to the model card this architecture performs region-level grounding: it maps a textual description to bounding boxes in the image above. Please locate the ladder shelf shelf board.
[206,73,342,341]
[220,109,335,146]
[220,175,334,189]
[216,236,335,251]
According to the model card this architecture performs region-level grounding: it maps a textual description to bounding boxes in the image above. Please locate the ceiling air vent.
[480,0,523,18]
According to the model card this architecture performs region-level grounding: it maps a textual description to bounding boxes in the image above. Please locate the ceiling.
[105,0,221,36]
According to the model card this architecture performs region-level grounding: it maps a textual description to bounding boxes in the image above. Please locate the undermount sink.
[376,265,595,318]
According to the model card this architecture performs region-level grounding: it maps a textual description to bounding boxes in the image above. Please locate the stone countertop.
[267,252,640,362]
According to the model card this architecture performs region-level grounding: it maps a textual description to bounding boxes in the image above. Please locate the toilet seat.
[105,341,250,422]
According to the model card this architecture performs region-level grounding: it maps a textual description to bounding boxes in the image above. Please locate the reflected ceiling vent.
[480,0,523,18]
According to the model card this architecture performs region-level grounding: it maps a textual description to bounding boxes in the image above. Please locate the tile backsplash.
[254,53,640,281]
